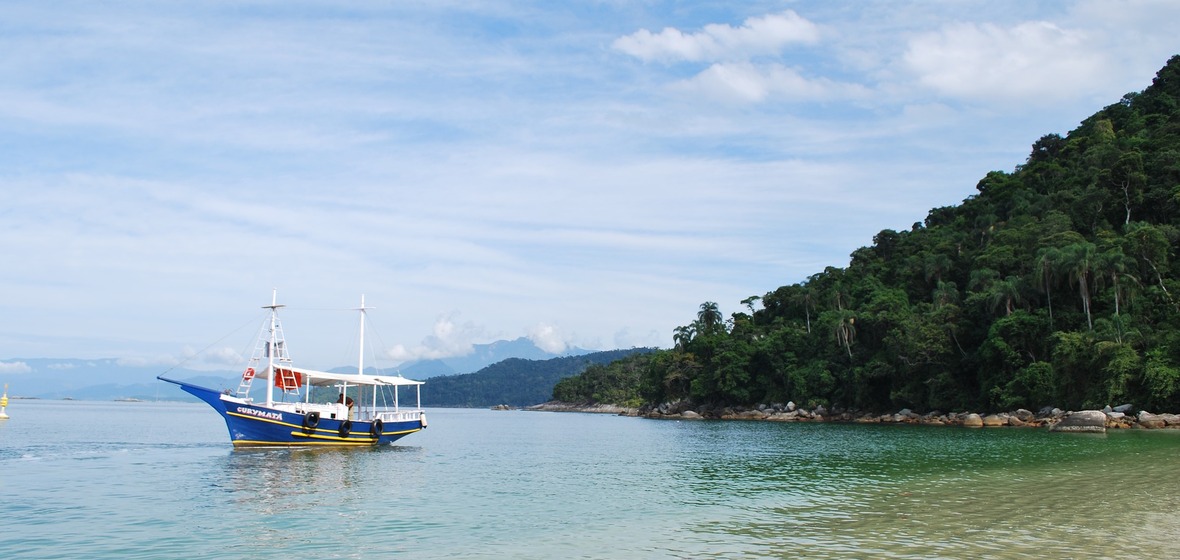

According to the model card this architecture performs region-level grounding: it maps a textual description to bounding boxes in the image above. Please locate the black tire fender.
[302,411,320,432]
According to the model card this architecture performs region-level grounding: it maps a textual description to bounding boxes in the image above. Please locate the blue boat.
[159,292,426,447]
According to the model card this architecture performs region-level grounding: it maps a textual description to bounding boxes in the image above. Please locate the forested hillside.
[558,56,1180,414]
[421,348,654,407]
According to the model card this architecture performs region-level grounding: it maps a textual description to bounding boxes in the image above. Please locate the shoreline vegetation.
[547,58,1180,421]
[524,401,1180,433]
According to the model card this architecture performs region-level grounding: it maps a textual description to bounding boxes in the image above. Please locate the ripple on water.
[3,402,1180,558]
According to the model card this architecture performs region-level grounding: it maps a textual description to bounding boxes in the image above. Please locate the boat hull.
[159,377,425,447]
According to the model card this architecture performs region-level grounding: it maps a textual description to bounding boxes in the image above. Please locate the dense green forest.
[556,56,1180,415]
[416,348,654,407]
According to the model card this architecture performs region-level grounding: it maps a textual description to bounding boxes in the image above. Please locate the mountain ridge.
[0,337,604,401]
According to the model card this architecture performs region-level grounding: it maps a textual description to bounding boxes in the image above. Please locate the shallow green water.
[2,400,1178,558]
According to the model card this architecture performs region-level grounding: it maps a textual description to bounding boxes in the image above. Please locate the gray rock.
[982,414,1006,427]
[786,401,796,412]
[1050,410,1107,433]
[680,410,701,419]
[962,413,983,428]
[1037,406,1056,417]
[1113,403,1134,413]
[1158,413,1180,426]
[814,405,827,416]
[1106,411,1126,420]
[1102,405,1113,413]
[1013,409,1034,422]
[897,408,913,417]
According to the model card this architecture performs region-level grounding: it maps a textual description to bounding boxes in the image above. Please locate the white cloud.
[386,313,488,364]
[528,323,567,354]
[0,361,33,374]
[674,62,868,103]
[613,10,820,63]
[903,21,1107,103]
[202,347,246,367]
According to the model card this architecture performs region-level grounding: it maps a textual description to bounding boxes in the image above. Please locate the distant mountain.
[422,348,657,408]
[0,337,598,401]
[397,337,593,378]
[0,358,240,401]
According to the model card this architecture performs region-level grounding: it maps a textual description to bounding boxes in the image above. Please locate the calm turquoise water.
[2,400,1180,558]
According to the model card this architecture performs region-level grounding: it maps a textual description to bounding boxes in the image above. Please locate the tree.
[1034,247,1062,327]
[830,309,857,360]
[696,302,724,336]
[1061,242,1099,330]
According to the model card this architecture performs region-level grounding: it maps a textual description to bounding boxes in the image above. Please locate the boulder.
[1008,416,1026,427]
[1050,410,1107,433]
[962,413,983,428]
[982,414,1006,427]
[1113,403,1134,413]
[680,410,702,419]
[1012,409,1035,422]
[786,401,796,412]
[1106,411,1126,420]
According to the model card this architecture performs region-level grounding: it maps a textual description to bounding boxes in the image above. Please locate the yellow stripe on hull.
[231,439,373,447]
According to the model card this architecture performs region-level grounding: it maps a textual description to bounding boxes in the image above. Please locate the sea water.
[2,400,1179,558]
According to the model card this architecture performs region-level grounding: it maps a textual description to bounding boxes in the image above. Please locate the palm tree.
[989,275,1024,316]
[1034,246,1061,327]
[1061,242,1097,330]
[932,280,959,308]
[792,287,817,333]
[696,302,723,336]
[672,324,696,350]
[933,281,967,356]
[831,309,856,360]
[923,252,953,286]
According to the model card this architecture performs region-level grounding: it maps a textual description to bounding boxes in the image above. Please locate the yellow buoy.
[0,383,10,420]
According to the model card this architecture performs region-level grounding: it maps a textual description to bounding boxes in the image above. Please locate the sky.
[2,0,1178,374]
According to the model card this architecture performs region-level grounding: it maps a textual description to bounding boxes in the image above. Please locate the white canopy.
[257,365,424,387]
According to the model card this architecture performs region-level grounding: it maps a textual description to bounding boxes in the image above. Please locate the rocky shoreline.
[521,400,1180,433]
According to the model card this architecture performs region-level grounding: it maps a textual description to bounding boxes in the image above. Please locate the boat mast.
[357,295,375,412]
[263,289,285,408]
[357,294,367,376]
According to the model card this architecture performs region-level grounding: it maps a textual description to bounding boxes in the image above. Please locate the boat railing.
[284,402,351,421]
[373,408,424,423]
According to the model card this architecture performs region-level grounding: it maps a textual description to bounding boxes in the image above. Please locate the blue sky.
[2,0,1178,374]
